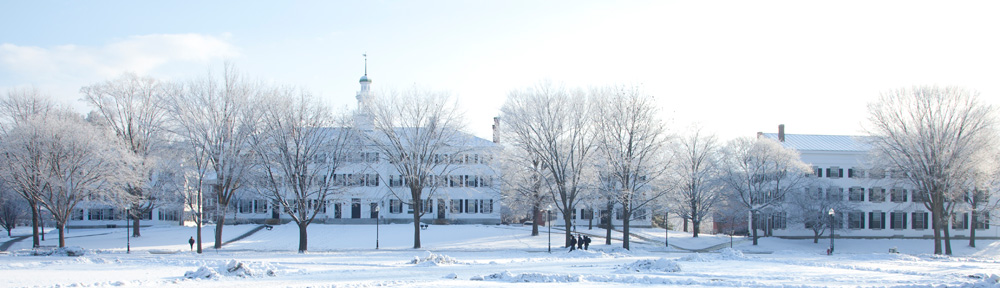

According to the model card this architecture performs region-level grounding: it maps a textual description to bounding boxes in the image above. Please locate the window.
[912,211,928,230]
[890,188,907,203]
[634,209,647,220]
[479,176,492,187]
[451,199,463,213]
[848,168,865,178]
[869,211,885,229]
[370,203,379,218]
[849,187,865,202]
[952,213,969,230]
[827,187,843,201]
[890,211,907,229]
[254,200,268,214]
[466,175,477,187]
[389,199,403,214]
[848,211,865,229]
[772,212,787,229]
[581,208,593,220]
[810,166,822,177]
[71,209,84,220]
[890,169,907,179]
[911,190,927,203]
[973,212,990,230]
[334,203,342,218]
[480,199,493,214]
[869,169,885,179]
[827,167,843,178]
[389,175,405,187]
[869,187,886,202]
[365,174,379,187]
[421,199,433,213]
[158,209,180,221]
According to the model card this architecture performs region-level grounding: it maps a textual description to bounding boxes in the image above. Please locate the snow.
[1,224,999,287]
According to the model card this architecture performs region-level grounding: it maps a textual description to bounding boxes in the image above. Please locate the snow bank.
[184,260,278,279]
[718,248,746,259]
[474,271,584,282]
[964,274,1000,288]
[28,246,85,256]
[615,258,681,273]
[678,253,712,262]
[410,251,461,266]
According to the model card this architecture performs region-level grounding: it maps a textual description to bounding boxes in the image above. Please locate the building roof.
[761,133,872,152]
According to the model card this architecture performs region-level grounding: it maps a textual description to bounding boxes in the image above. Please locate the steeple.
[355,53,374,130]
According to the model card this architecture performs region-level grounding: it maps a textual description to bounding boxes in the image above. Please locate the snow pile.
[184,260,278,279]
[678,253,712,262]
[30,246,85,256]
[718,248,746,259]
[965,274,1000,288]
[615,258,681,273]
[474,271,583,282]
[409,251,461,266]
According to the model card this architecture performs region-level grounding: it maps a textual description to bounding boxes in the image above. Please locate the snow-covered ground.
[1,224,999,287]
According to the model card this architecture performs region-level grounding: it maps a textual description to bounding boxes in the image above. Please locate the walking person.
[189,236,195,251]
[568,235,577,252]
[577,235,584,250]
[583,235,591,250]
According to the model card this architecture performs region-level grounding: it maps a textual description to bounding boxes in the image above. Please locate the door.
[437,199,446,219]
[351,198,361,219]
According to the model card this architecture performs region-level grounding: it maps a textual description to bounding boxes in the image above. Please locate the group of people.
[568,234,591,251]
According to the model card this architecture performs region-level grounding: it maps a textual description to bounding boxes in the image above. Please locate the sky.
[2,1,1000,141]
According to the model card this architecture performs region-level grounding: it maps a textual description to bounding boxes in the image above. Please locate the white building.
[760,125,997,239]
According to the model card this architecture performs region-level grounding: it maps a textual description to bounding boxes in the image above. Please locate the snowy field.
[2,224,1000,287]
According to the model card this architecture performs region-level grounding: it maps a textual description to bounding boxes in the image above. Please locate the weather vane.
[363,53,367,75]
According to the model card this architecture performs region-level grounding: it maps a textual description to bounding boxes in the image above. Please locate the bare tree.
[364,87,467,249]
[500,83,595,247]
[865,86,997,255]
[496,146,548,236]
[165,64,260,249]
[592,86,670,250]
[8,110,137,247]
[81,73,173,237]
[0,87,56,247]
[0,186,27,237]
[249,88,357,253]
[719,136,811,245]
[959,167,999,248]
[786,179,848,244]
[668,126,722,238]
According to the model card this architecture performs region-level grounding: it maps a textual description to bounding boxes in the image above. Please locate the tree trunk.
[622,211,631,250]
[412,209,422,249]
[297,221,308,253]
[931,203,942,254]
[531,205,539,236]
[132,217,141,237]
[683,218,689,232]
[751,211,758,245]
[692,219,701,238]
[563,211,573,248]
[214,216,226,249]
[943,221,952,255]
[57,223,66,248]
[969,213,977,248]
[604,203,613,245]
[31,204,39,248]
[813,230,819,243]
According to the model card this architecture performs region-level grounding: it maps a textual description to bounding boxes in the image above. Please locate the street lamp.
[126,208,131,254]
[828,208,835,255]
[375,204,380,250]
[664,207,669,248]
[546,205,552,253]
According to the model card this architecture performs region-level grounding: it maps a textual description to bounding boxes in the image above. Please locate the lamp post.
[375,204,380,250]
[126,208,131,254]
[664,208,669,248]
[546,205,552,253]
[828,208,835,255]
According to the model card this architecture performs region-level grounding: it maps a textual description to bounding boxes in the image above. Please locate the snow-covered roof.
[761,133,872,152]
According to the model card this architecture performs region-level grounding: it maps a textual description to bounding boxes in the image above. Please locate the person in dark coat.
[568,235,577,251]
[583,235,591,250]
[189,236,195,251]
[577,235,584,250]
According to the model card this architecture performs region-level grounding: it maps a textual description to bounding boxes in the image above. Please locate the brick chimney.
[778,124,785,142]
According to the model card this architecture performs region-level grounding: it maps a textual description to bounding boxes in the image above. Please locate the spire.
[359,53,371,83]
[363,53,367,75]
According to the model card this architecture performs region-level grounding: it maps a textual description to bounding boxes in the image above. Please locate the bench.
[420,224,429,230]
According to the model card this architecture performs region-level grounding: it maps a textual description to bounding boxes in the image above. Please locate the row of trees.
[0,65,472,252]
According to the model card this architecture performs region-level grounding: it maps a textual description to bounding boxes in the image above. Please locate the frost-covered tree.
[719,137,811,245]
[865,86,997,255]
[0,186,27,237]
[81,73,174,237]
[364,87,468,249]
[786,179,848,244]
[592,86,670,250]
[249,88,357,253]
[668,126,722,238]
[7,110,137,247]
[0,87,55,247]
[496,146,548,236]
[166,64,260,249]
[500,83,595,247]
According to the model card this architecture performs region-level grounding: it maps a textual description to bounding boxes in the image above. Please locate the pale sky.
[2,1,999,141]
